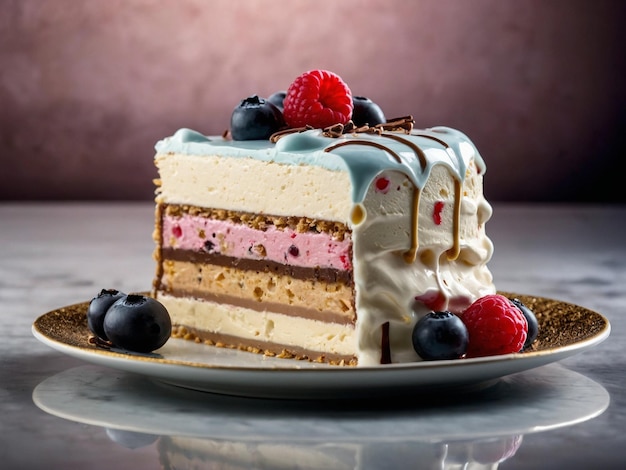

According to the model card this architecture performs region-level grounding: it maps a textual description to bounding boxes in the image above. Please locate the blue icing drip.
[275,131,330,152]
[430,126,486,174]
[173,128,211,144]
[155,128,212,153]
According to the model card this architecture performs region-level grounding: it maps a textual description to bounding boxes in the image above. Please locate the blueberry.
[351,96,386,127]
[87,289,126,341]
[267,90,286,111]
[412,311,469,360]
[511,298,539,349]
[230,95,286,140]
[103,294,171,353]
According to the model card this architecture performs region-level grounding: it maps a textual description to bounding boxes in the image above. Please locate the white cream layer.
[157,294,358,358]
[156,153,354,224]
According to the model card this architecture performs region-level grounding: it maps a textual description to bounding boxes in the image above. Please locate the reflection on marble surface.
[32,364,607,469]
[151,434,524,469]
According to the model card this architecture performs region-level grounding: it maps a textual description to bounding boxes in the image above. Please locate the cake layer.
[162,209,353,270]
[156,151,354,223]
[159,294,358,364]
[159,259,355,324]
[161,248,353,284]
[163,203,350,239]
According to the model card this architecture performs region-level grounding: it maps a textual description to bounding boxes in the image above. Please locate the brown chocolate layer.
[171,324,358,366]
[161,247,354,286]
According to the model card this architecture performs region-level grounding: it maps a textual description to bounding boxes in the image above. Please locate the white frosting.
[352,166,494,365]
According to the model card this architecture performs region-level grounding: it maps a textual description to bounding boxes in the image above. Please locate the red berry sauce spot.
[172,224,183,238]
[414,290,446,312]
[339,254,351,269]
[433,201,445,225]
[375,176,391,194]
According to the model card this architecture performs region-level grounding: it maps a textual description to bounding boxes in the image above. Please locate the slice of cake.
[152,71,496,366]
[152,123,495,366]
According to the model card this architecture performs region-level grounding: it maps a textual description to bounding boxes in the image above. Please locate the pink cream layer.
[163,214,352,270]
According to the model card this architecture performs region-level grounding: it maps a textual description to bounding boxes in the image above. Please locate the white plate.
[32,293,610,399]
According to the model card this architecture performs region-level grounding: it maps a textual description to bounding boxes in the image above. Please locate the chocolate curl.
[322,123,346,138]
[324,121,371,137]
[345,121,373,134]
[375,115,415,134]
[269,115,416,142]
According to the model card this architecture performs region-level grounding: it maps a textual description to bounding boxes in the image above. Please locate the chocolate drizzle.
[324,139,404,163]
[402,188,421,264]
[448,179,462,261]
[411,132,452,151]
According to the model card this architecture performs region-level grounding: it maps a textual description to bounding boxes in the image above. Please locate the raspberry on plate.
[461,294,528,358]
[283,70,353,129]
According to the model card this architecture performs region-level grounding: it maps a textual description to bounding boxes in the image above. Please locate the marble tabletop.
[1,202,625,469]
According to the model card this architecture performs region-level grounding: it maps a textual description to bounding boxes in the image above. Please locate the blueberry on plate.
[87,288,126,341]
[351,96,386,127]
[103,294,172,353]
[230,95,286,140]
[511,298,539,349]
[412,311,469,360]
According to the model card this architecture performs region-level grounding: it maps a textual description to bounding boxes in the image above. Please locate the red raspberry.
[461,294,527,358]
[283,70,353,129]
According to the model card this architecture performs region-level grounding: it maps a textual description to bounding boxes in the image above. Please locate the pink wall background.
[1,0,624,202]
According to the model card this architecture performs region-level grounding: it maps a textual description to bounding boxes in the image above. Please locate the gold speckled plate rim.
[31,291,610,373]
